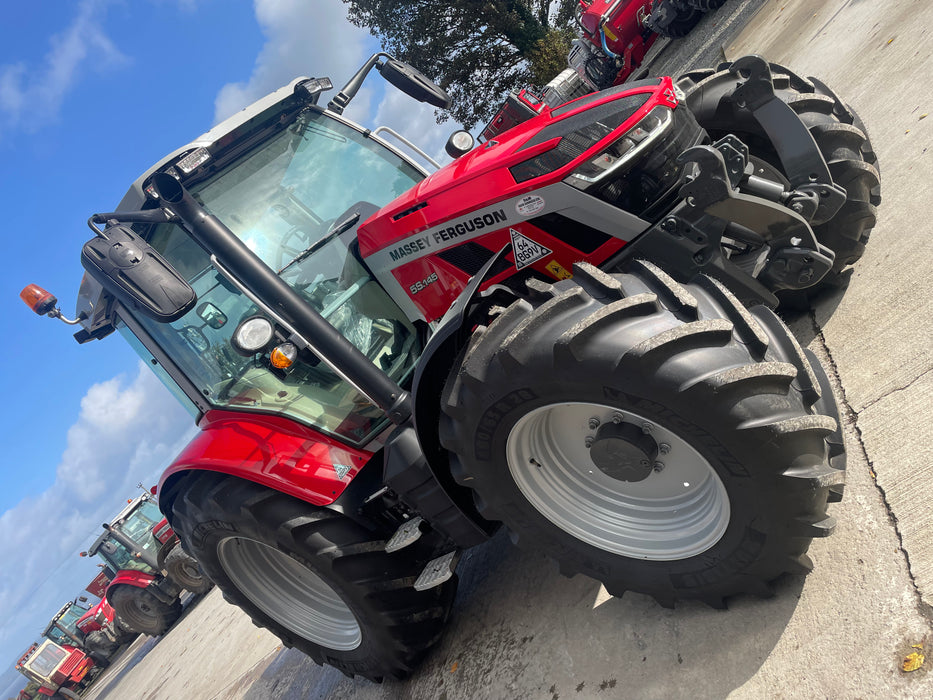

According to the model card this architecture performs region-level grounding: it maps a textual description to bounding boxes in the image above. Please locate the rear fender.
[106,571,158,591]
[157,410,375,523]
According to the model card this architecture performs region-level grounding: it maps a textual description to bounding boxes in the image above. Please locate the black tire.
[651,0,704,39]
[164,545,213,594]
[84,630,119,661]
[56,689,80,700]
[167,472,457,682]
[678,61,881,303]
[440,262,843,608]
[685,0,726,10]
[108,585,182,636]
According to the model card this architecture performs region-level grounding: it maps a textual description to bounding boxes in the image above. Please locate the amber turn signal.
[270,343,298,369]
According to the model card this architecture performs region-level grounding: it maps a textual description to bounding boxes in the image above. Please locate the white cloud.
[0,363,195,664]
[0,0,127,134]
[213,0,374,124]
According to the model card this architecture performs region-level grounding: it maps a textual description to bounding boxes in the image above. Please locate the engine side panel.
[358,80,678,322]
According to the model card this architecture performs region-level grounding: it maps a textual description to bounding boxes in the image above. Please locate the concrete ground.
[81,1,933,698]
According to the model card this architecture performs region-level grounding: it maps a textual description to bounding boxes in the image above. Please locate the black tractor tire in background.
[651,0,705,39]
[167,472,457,682]
[108,585,182,637]
[55,689,80,700]
[678,61,881,305]
[164,545,213,594]
[84,630,119,661]
[440,262,843,608]
[686,0,726,10]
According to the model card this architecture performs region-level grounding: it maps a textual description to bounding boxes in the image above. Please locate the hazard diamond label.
[510,228,551,270]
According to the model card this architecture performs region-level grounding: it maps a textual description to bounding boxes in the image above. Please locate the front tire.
[108,585,182,636]
[679,61,881,303]
[440,262,843,607]
[167,473,457,682]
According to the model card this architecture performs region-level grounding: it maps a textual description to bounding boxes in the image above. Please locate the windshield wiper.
[277,210,361,274]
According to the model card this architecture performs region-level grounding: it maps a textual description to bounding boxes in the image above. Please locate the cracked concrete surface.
[726,0,933,611]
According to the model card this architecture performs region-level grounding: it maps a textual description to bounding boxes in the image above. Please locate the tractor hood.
[358,77,675,258]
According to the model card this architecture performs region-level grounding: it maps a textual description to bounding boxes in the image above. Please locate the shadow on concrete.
[242,529,803,700]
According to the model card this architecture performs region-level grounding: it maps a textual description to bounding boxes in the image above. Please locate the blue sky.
[0,1,457,692]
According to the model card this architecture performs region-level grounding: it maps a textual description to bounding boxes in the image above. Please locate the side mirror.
[81,224,196,323]
[377,58,451,109]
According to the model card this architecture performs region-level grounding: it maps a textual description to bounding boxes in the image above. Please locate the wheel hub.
[589,422,658,482]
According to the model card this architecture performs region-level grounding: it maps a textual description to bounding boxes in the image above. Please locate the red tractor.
[482,0,728,141]
[39,598,132,666]
[24,50,877,681]
[81,491,211,636]
[15,639,98,700]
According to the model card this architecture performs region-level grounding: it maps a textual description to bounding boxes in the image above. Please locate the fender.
[106,570,158,591]
[158,410,375,517]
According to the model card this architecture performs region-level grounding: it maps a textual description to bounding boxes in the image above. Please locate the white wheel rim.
[506,402,730,560]
[218,536,362,650]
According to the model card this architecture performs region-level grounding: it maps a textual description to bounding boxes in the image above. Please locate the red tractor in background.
[23,42,878,682]
[82,491,211,636]
[15,639,99,700]
[40,598,132,666]
[482,0,728,141]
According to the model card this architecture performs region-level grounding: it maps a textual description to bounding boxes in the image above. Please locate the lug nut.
[641,423,652,434]
[612,413,624,424]
[659,443,671,455]
[653,462,665,473]
[588,417,600,430]
[585,437,594,448]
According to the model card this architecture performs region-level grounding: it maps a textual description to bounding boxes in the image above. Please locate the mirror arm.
[327,52,390,115]
[87,208,176,236]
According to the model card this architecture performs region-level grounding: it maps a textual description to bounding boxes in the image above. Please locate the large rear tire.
[440,262,843,607]
[108,585,182,637]
[167,473,457,682]
[679,61,881,303]
[84,630,119,661]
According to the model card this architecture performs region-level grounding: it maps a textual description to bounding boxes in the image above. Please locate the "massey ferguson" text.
[388,208,508,262]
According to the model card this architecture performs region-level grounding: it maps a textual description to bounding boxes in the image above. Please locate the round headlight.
[232,316,274,354]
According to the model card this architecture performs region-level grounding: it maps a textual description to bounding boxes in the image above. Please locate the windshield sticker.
[510,229,552,270]
[516,194,545,217]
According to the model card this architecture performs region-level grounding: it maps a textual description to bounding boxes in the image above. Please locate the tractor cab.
[87,493,164,574]
[42,601,90,648]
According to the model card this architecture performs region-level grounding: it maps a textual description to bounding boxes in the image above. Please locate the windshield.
[25,643,66,678]
[45,604,86,646]
[116,498,162,550]
[96,535,155,574]
[127,110,424,446]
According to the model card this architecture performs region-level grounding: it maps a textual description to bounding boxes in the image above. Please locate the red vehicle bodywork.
[359,78,678,322]
[76,597,117,635]
[159,410,372,506]
[578,0,658,85]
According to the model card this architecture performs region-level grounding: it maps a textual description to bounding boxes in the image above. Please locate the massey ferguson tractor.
[81,491,211,636]
[22,50,878,681]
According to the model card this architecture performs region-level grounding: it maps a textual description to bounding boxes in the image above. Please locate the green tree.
[342,0,578,128]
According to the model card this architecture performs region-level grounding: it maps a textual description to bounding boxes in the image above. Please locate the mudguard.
[158,410,374,513]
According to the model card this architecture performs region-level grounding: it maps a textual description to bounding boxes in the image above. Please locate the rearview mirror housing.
[81,224,196,322]
[377,58,451,109]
